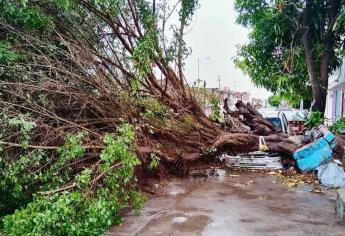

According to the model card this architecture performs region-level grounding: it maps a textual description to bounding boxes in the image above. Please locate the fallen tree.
[0,0,300,169]
[0,0,301,234]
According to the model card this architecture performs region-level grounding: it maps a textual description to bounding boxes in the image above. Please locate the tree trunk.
[301,0,341,113]
[318,0,342,113]
[178,18,186,93]
[302,0,324,112]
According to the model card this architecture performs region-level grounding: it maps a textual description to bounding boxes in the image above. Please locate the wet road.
[107,169,344,236]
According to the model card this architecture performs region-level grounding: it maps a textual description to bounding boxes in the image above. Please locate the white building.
[325,57,345,124]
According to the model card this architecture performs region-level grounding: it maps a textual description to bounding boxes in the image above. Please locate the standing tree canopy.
[235,0,345,112]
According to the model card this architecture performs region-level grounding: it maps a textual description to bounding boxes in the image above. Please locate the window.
[266,118,282,130]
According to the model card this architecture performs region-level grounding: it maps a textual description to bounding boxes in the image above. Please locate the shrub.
[3,188,146,236]
[209,96,221,122]
[330,118,345,134]
[305,111,324,128]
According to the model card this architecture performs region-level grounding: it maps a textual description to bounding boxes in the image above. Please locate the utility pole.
[197,58,200,82]
[217,75,221,102]
[197,57,210,109]
[203,80,206,109]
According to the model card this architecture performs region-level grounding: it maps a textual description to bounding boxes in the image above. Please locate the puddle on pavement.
[167,182,186,196]
[239,217,262,223]
[171,216,188,224]
[171,215,211,232]
[205,168,227,181]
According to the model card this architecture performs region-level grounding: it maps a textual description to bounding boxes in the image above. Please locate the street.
[108,169,344,236]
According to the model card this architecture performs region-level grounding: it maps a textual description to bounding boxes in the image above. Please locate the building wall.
[242,92,250,103]
[335,90,342,119]
[325,57,345,123]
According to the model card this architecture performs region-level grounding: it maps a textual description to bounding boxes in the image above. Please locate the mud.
[107,169,344,236]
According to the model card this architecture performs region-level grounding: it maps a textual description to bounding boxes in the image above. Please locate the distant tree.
[268,95,281,107]
[235,0,345,113]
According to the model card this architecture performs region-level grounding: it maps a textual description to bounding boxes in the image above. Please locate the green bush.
[330,118,345,134]
[3,189,145,236]
[3,191,122,236]
[209,97,221,122]
[305,111,324,128]
[268,94,281,107]
[1,124,146,235]
[0,115,42,218]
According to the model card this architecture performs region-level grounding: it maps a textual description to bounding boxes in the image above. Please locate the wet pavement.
[107,169,345,236]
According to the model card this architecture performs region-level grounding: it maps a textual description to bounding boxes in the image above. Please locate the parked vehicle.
[278,108,308,122]
[224,151,282,169]
[274,108,308,135]
[224,109,293,170]
[259,109,293,135]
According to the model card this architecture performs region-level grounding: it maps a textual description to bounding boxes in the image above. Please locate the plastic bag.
[258,136,269,152]
[316,162,345,188]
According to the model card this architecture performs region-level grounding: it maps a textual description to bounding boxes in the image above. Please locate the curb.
[336,189,345,223]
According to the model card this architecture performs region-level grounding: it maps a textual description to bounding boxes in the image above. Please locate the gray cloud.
[183,0,272,100]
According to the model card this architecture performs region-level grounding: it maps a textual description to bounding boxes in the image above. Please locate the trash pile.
[224,125,345,189]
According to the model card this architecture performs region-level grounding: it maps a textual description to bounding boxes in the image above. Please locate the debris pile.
[275,171,318,188]
[224,124,345,189]
[293,125,345,188]
[293,125,336,171]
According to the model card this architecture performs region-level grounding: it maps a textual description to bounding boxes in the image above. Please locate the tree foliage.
[268,95,281,107]
[0,0,207,234]
[2,125,146,235]
[235,0,345,112]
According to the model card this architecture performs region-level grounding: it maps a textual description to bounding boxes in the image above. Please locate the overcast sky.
[183,0,272,100]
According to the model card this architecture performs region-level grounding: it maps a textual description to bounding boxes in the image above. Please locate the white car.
[259,110,293,135]
[224,109,292,170]
[224,152,283,169]
[276,108,308,122]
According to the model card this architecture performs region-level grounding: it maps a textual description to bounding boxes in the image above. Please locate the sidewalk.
[107,169,343,236]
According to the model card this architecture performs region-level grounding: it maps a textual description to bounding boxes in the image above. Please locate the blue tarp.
[293,132,336,172]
